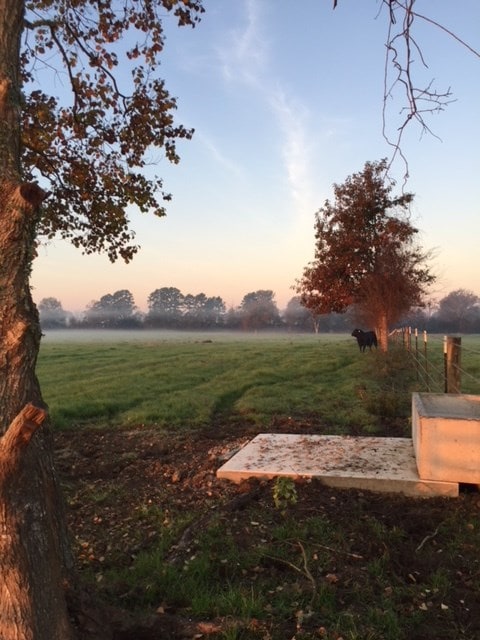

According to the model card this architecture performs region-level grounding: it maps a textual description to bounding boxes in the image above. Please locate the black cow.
[351,328,378,352]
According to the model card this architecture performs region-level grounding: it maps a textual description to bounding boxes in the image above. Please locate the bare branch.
[380,0,467,183]
[413,9,480,59]
[339,0,479,184]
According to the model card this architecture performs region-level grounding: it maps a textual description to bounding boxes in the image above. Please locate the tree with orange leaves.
[296,160,435,350]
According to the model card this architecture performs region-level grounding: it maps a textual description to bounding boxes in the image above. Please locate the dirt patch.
[55,418,480,639]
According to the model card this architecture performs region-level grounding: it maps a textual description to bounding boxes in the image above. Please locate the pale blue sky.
[31,1,480,313]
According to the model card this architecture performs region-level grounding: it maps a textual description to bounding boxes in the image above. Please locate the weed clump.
[272,476,298,514]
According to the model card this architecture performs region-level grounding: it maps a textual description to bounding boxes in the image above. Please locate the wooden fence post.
[445,336,462,393]
[414,328,419,382]
[423,330,429,391]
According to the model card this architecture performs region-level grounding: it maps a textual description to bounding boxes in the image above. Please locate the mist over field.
[40,329,351,344]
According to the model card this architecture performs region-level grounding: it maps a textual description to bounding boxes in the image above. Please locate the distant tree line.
[38,288,286,331]
[399,289,480,334]
[37,287,480,334]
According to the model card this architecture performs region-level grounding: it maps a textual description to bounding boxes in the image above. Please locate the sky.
[30,1,480,314]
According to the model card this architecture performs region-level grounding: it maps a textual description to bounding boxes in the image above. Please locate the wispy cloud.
[196,131,244,178]
[214,0,318,222]
[216,0,268,86]
[269,88,317,220]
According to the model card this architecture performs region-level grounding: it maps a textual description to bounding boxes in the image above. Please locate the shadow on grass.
[210,384,255,423]
[54,397,142,429]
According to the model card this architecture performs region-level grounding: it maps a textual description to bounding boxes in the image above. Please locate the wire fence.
[390,328,480,395]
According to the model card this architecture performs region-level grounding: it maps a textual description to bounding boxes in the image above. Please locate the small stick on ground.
[416,524,441,552]
[263,540,317,609]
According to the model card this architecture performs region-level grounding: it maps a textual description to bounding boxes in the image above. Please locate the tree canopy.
[296,159,435,349]
[436,289,480,333]
[22,0,204,262]
[37,296,68,328]
[239,290,281,331]
[84,289,141,328]
[145,287,226,328]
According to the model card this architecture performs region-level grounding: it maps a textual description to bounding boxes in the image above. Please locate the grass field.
[37,330,418,434]
[38,334,368,429]
[37,331,480,640]
[38,330,480,432]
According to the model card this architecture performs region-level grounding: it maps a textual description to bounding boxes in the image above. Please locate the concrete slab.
[412,393,480,483]
[217,434,459,498]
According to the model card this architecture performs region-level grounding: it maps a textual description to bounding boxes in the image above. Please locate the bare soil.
[55,417,480,640]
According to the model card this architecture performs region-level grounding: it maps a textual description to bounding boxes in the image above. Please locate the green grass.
[38,332,401,432]
[458,335,480,393]
[38,331,480,433]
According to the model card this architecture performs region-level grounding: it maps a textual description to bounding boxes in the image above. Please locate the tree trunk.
[376,314,389,352]
[0,2,76,638]
[0,187,76,639]
[0,406,75,640]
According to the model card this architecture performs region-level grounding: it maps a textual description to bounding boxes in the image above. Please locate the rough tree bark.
[0,186,76,640]
[0,406,74,640]
[376,314,389,353]
[0,1,77,638]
